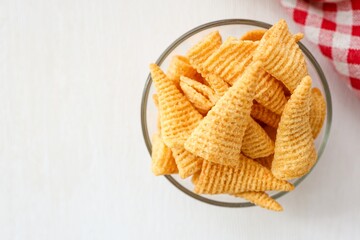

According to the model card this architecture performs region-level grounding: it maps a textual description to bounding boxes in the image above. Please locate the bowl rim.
[141,19,332,208]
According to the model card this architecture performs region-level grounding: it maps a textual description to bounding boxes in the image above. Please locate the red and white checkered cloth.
[281,0,360,97]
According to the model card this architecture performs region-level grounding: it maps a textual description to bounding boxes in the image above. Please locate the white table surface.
[1,0,360,239]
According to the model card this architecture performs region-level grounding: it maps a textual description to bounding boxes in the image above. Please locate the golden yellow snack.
[202,37,286,114]
[234,192,283,211]
[194,157,294,194]
[204,74,229,97]
[166,55,203,88]
[251,103,280,128]
[172,147,203,179]
[180,76,217,114]
[186,31,222,74]
[272,76,317,180]
[293,32,304,42]
[253,19,308,93]
[255,154,274,170]
[255,70,288,115]
[191,171,201,185]
[150,64,203,148]
[262,125,277,141]
[152,94,159,107]
[180,81,212,115]
[149,21,320,212]
[184,62,260,166]
[180,76,218,104]
[242,118,275,159]
[153,94,161,131]
[239,29,267,41]
[203,37,258,89]
[310,88,326,138]
[186,31,226,97]
[152,133,178,175]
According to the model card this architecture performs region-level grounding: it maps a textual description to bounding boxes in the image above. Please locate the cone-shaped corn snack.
[172,147,203,179]
[186,31,222,74]
[180,76,218,104]
[166,55,203,88]
[202,37,286,114]
[184,61,260,166]
[242,118,275,159]
[180,76,217,114]
[201,36,287,114]
[251,103,281,128]
[150,64,203,148]
[234,191,283,211]
[203,37,258,87]
[194,157,294,194]
[255,70,288,115]
[186,32,226,96]
[253,19,308,93]
[272,76,317,180]
[152,133,178,175]
[309,88,326,138]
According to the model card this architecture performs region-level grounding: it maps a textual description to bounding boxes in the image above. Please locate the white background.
[0,0,359,239]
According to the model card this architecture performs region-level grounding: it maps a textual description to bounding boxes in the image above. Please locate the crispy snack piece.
[153,94,159,107]
[293,33,304,42]
[203,37,258,89]
[253,19,308,93]
[191,171,201,185]
[262,125,277,141]
[203,71,229,97]
[166,55,203,88]
[234,192,283,211]
[186,31,222,74]
[180,76,217,114]
[203,37,286,114]
[310,88,326,138]
[151,133,178,175]
[172,147,203,179]
[184,62,260,166]
[180,76,218,104]
[255,154,274,170]
[150,64,203,148]
[239,29,267,41]
[153,94,161,131]
[255,70,288,115]
[180,81,212,115]
[194,158,294,194]
[272,76,317,180]
[251,103,281,128]
[242,118,275,159]
[186,31,226,97]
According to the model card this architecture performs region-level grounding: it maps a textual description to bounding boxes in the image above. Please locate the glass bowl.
[141,19,332,208]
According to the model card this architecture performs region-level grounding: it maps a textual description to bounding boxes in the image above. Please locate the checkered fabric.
[281,0,360,97]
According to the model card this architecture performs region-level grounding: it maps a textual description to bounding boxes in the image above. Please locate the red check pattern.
[281,0,360,97]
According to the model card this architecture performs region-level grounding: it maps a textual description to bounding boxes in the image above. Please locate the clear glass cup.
[141,19,332,207]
